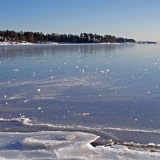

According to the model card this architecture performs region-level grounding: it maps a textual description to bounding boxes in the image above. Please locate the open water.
[0,44,160,159]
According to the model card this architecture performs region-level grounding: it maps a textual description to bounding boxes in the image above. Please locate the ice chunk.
[106,69,110,72]
[100,71,104,74]
[24,99,28,103]
[80,69,84,73]
[14,69,18,72]
[82,113,89,116]
[148,143,156,147]
[37,89,41,93]
[73,113,90,116]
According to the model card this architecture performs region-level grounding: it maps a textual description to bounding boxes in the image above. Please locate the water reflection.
[0,44,135,58]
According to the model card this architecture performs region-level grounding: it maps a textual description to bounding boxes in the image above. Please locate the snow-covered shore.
[0,41,59,45]
[0,41,135,46]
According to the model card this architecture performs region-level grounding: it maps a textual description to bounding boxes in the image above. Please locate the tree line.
[0,30,136,43]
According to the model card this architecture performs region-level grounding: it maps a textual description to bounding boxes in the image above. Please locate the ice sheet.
[0,131,160,160]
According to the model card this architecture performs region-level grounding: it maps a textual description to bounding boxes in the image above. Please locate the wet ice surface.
[0,44,160,159]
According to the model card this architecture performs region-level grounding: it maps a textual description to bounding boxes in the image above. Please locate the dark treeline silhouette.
[0,30,136,43]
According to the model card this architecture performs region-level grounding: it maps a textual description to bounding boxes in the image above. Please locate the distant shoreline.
[0,41,157,46]
[0,42,133,46]
[0,30,157,45]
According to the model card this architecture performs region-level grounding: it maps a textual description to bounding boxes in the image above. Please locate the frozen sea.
[0,43,160,159]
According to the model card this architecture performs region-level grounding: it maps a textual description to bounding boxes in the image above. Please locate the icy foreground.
[0,131,159,160]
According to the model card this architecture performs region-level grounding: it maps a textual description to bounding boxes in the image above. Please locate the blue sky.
[0,0,160,41]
